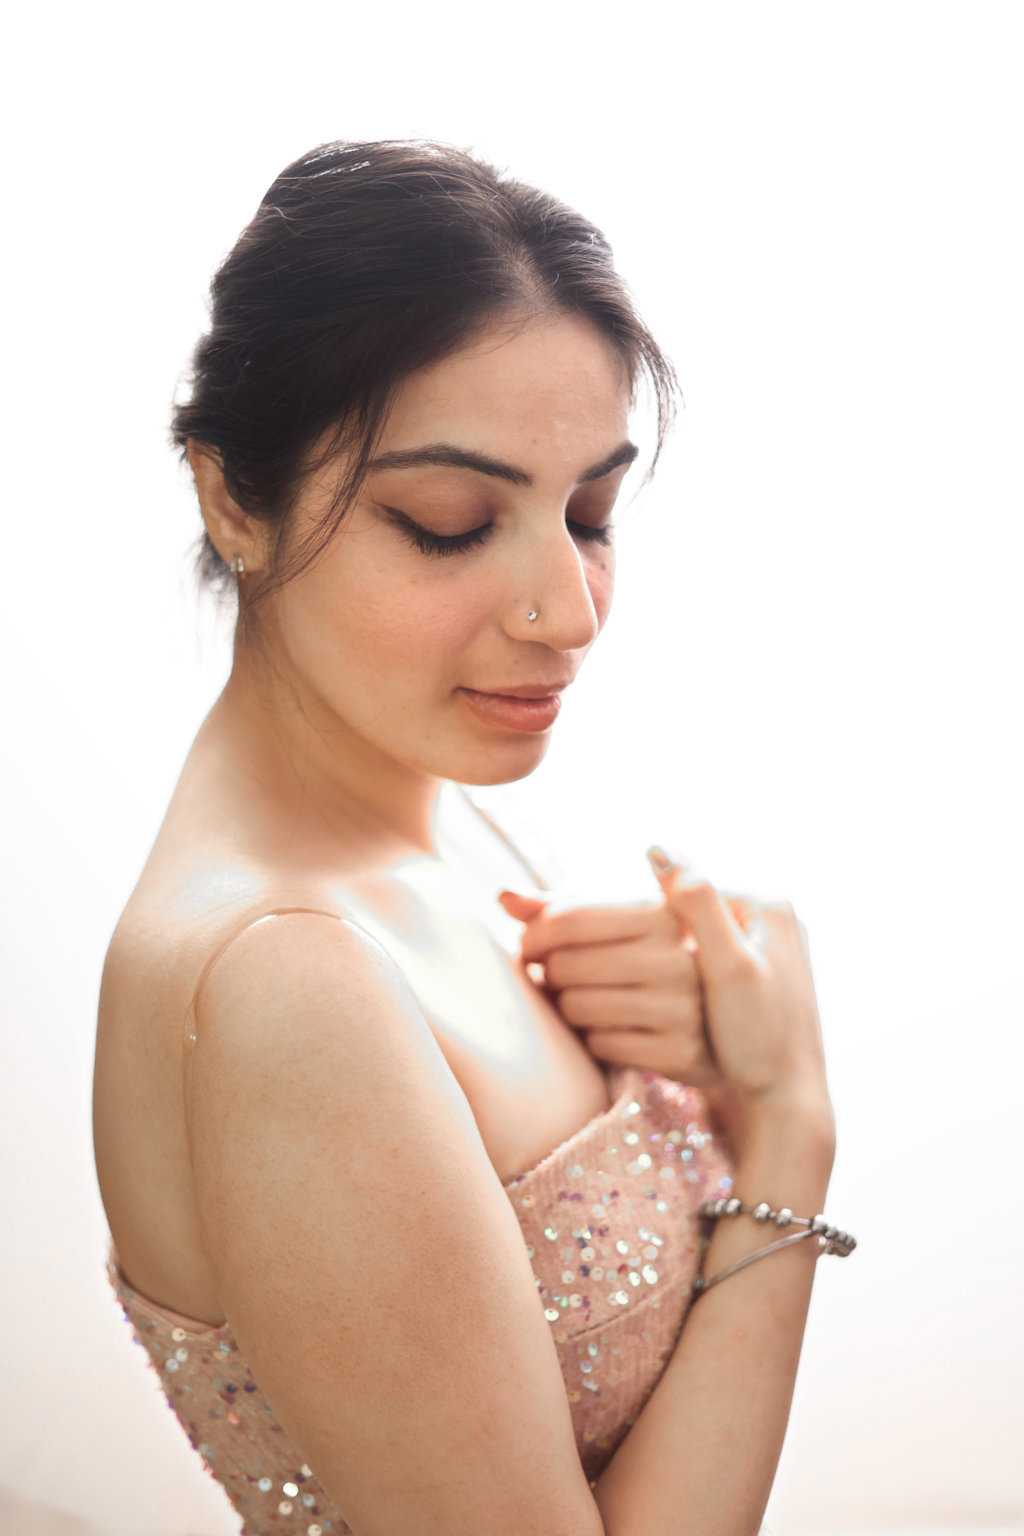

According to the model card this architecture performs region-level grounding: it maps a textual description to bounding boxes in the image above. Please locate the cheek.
[342,571,487,676]
[588,550,615,626]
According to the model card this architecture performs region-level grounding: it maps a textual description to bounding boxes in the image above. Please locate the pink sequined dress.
[108,1064,736,1535]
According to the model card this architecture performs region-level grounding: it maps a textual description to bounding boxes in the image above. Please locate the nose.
[501,521,603,651]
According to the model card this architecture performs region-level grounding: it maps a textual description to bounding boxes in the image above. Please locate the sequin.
[309,1526,323,1536]
[107,1066,735,1524]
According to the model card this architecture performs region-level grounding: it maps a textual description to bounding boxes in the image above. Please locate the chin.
[437,735,552,788]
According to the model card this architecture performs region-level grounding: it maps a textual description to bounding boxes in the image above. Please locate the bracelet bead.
[694,1198,858,1261]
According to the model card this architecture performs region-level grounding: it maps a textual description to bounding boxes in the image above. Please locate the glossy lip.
[457,687,563,734]
[463,680,573,699]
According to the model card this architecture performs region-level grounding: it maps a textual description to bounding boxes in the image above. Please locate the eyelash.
[400,519,613,559]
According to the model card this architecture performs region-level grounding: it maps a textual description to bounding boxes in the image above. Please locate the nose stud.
[527,608,538,622]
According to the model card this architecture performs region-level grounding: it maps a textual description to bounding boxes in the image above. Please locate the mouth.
[466,681,573,699]
[456,684,567,734]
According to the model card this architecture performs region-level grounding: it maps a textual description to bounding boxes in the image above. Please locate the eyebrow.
[366,440,639,487]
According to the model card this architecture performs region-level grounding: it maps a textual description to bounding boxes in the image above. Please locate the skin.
[94,305,836,1536]
[188,307,759,1120]
[188,309,630,861]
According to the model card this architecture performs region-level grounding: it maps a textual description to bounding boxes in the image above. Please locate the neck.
[202,644,446,866]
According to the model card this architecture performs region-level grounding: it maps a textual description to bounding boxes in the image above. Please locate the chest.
[335,859,611,1181]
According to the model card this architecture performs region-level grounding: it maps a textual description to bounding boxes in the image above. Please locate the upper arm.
[186,912,603,1536]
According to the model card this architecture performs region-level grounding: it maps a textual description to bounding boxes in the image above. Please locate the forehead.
[378,313,633,474]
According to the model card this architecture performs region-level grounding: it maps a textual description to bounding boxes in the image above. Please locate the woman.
[93,139,850,1536]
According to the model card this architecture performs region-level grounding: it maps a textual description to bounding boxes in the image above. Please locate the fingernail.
[647,845,682,876]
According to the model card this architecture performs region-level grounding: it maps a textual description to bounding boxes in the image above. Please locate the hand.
[646,847,831,1116]
[498,883,727,1089]
[500,848,831,1121]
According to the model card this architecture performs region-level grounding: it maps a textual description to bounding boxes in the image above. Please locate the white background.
[1,2,1022,1533]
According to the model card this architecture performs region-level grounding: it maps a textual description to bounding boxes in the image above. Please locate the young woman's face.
[258,312,635,787]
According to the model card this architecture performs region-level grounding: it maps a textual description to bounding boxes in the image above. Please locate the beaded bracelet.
[690,1197,857,1298]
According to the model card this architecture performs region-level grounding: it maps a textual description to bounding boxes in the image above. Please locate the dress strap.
[184,903,346,1056]
[458,785,554,892]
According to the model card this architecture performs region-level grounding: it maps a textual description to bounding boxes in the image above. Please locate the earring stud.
[230,554,246,577]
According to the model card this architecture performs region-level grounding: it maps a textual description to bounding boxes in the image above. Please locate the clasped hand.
[499,856,739,1091]
[499,847,826,1146]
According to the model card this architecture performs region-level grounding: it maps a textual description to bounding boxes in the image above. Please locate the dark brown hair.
[172,138,677,619]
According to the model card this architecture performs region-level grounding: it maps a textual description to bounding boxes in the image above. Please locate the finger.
[518,901,663,963]
[577,1027,655,1067]
[582,1028,724,1087]
[646,846,752,974]
[724,892,756,932]
[543,936,698,990]
[498,889,550,923]
[557,984,704,1031]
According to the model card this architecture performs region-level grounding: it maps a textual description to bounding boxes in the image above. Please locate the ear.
[186,439,265,573]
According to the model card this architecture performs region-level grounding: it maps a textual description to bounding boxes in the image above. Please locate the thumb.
[498,888,550,923]
[646,845,749,976]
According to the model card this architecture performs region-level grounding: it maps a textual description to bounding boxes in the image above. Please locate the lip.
[466,681,573,699]
[457,685,566,734]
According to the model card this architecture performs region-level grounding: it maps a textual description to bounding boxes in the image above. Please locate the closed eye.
[386,508,614,559]
[398,521,495,558]
[570,521,614,547]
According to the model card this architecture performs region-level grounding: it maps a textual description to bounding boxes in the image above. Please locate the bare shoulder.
[185,906,602,1535]
[186,903,468,1117]
[93,856,351,1319]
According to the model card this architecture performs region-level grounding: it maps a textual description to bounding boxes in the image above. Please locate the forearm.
[592,1096,837,1536]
